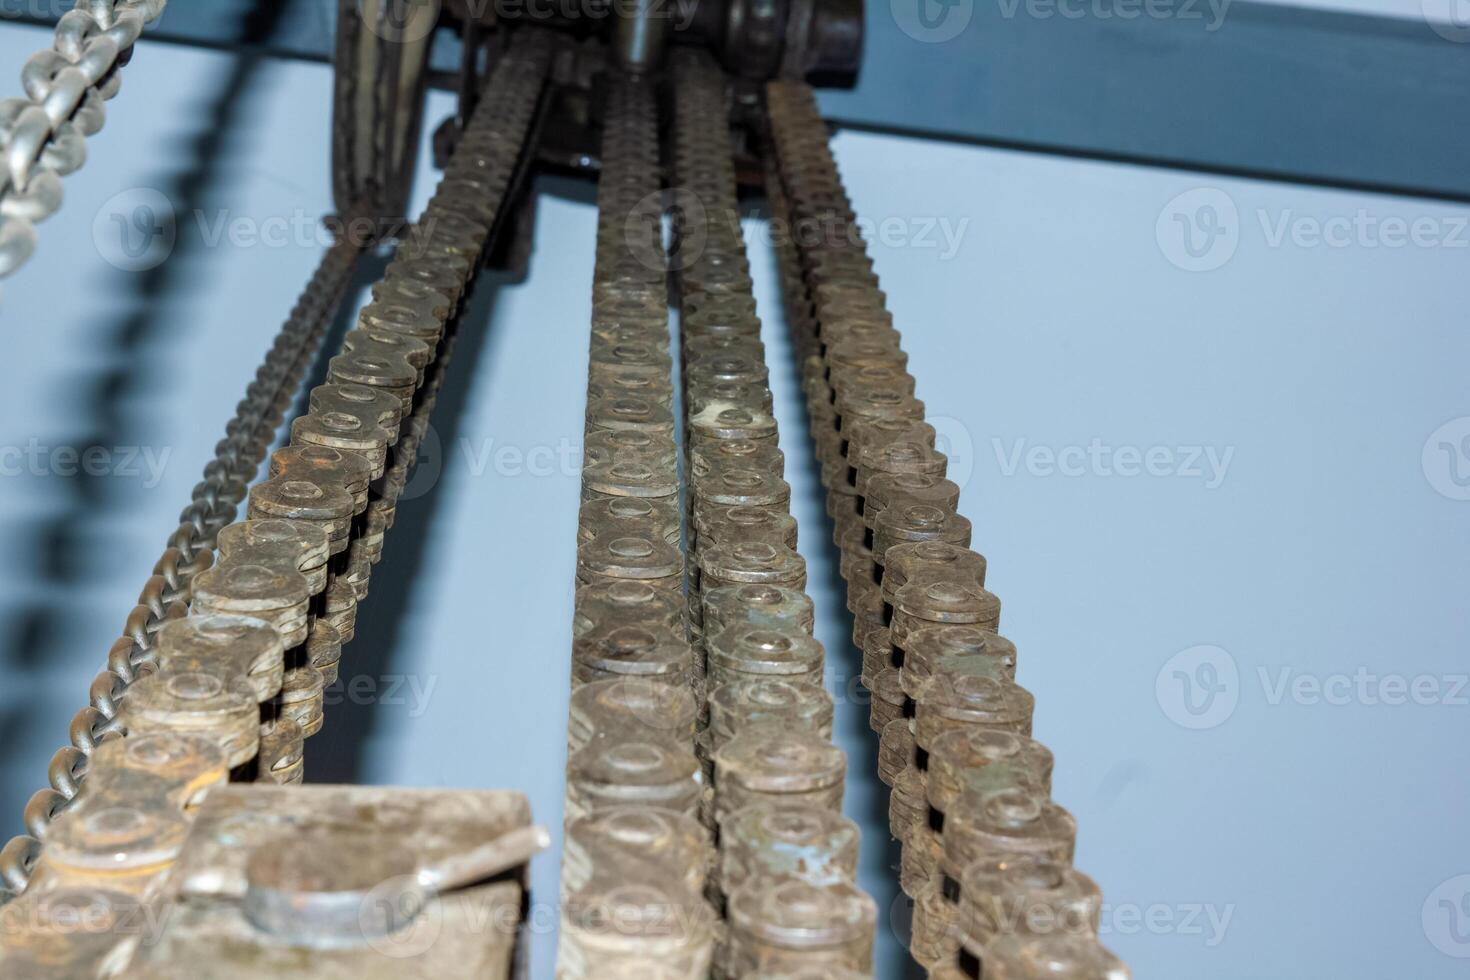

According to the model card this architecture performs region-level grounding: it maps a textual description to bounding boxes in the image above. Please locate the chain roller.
[0,30,552,974]
[765,78,1130,978]
[671,50,880,977]
[0,15,1136,975]
[0,225,362,905]
[557,67,717,978]
[557,50,882,978]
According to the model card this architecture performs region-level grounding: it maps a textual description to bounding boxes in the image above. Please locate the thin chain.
[0,228,362,903]
[0,0,169,284]
[0,27,554,923]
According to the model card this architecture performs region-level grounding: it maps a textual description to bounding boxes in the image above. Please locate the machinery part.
[764,77,1129,974]
[0,228,364,905]
[331,0,436,228]
[558,66,716,976]
[0,26,553,920]
[0,0,168,284]
[558,48,883,978]
[558,49,882,980]
[714,0,862,81]
[0,6,1144,974]
[18,0,1470,201]
[34,784,539,978]
[612,0,668,73]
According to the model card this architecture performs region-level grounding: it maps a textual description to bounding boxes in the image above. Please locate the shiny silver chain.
[0,0,168,283]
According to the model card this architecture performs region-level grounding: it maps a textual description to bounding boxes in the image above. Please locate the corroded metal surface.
[0,231,365,904]
[123,785,542,979]
[558,66,715,979]
[0,20,1133,977]
[765,77,1129,978]
[673,50,878,978]
[556,51,883,979]
[0,29,554,974]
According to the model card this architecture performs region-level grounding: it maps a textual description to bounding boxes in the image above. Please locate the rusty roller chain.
[0,16,1131,977]
[764,78,1129,978]
[0,28,554,977]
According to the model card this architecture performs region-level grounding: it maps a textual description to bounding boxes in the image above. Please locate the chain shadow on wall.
[0,4,307,831]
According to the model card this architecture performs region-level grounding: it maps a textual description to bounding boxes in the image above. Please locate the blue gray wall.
[0,22,1466,978]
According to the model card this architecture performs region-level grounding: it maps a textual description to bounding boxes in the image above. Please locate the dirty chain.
[765,78,1130,977]
[0,29,552,978]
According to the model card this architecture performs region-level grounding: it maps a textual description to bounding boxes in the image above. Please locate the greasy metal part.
[0,34,553,961]
[764,77,1129,976]
[0,6,1142,972]
[556,51,884,978]
[453,0,864,82]
[0,0,168,285]
[331,0,435,228]
[0,733,227,979]
[719,802,859,896]
[726,876,876,974]
[125,785,545,978]
[612,0,668,73]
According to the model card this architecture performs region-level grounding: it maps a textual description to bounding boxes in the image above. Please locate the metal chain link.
[556,52,879,977]
[765,79,1131,977]
[670,51,878,976]
[0,0,168,283]
[0,226,363,904]
[558,67,713,977]
[0,30,553,965]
